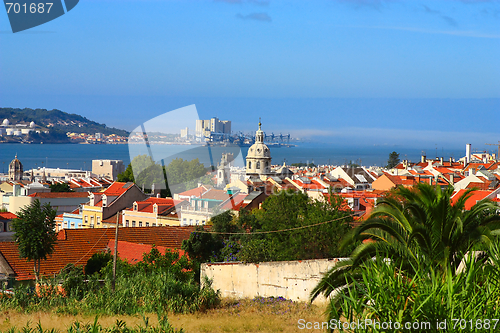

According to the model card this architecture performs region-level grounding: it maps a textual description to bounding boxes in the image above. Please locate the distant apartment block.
[180,127,189,138]
[195,117,231,138]
[92,159,125,180]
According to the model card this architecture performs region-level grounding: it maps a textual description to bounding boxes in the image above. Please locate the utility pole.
[111,211,120,292]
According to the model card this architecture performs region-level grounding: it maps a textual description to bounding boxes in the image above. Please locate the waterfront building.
[195,117,231,140]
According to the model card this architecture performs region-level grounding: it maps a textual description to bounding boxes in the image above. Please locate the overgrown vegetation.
[311,183,500,332]
[0,247,220,319]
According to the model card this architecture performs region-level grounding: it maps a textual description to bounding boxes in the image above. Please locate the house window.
[125,220,129,227]
[71,222,75,228]
[153,205,157,213]
[248,161,252,169]
[97,217,100,225]
[134,203,138,211]
[196,220,199,225]
[132,221,136,227]
[256,161,261,169]
[152,223,156,227]
[146,222,149,227]
[202,220,206,225]
[84,215,88,224]
[139,221,143,227]
[189,219,193,225]
[90,216,94,225]
[0,222,4,232]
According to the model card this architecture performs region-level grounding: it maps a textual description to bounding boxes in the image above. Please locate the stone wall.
[201,258,346,304]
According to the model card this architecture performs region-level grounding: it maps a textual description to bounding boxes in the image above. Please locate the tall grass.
[3,314,183,333]
[329,251,500,332]
[0,248,220,318]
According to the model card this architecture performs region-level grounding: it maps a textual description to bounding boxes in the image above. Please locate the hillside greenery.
[0,107,129,137]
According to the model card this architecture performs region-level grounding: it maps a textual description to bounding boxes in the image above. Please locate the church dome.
[246,120,272,177]
[9,155,23,181]
[247,142,271,159]
[30,121,35,128]
[2,119,9,126]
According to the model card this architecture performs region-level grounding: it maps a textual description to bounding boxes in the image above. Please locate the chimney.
[450,174,454,184]
[440,157,443,164]
[466,144,471,164]
[421,155,426,163]
[449,157,453,164]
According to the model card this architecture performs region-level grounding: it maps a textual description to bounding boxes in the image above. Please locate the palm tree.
[311,183,500,302]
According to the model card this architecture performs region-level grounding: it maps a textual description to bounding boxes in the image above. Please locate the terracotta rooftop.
[452,189,495,210]
[0,212,17,220]
[103,182,135,196]
[0,226,196,280]
[107,240,186,264]
[28,192,89,198]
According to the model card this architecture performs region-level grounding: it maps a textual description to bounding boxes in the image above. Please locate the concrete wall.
[201,258,346,304]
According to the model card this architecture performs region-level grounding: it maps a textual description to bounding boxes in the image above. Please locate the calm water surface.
[0,143,466,172]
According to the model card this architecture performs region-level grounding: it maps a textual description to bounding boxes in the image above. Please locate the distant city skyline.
[1,0,499,149]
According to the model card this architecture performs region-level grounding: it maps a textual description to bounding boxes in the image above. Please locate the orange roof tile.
[107,240,186,264]
[452,190,494,210]
[28,192,89,198]
[0,226,196,281]
[0,212,17,220]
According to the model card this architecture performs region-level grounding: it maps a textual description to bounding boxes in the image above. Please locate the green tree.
[85,250,113,276]
[117,163,134,182]
[238,189,353,262]
[386,151,400,169]
[165,158,210,192]
[12,199,58,280]
[311,183,500,302]
[49,182,73,192]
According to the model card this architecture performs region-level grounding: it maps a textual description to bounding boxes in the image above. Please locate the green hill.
[0,107,129,137]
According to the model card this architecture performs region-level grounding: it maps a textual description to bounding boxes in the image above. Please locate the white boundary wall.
[201,258,346,304]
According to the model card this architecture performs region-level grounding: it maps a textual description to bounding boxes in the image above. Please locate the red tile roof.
[107,240,186,264]
[0,226,196,280]
[0,212,17,220]
[177,185,210,198]
[28,192,89,198]
[103,182,134,196]
[452,190,494,210]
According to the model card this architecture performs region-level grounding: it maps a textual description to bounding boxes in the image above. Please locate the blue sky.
[0,0,499,150]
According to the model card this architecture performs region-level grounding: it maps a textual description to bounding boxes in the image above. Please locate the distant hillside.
[0,108,130,137]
